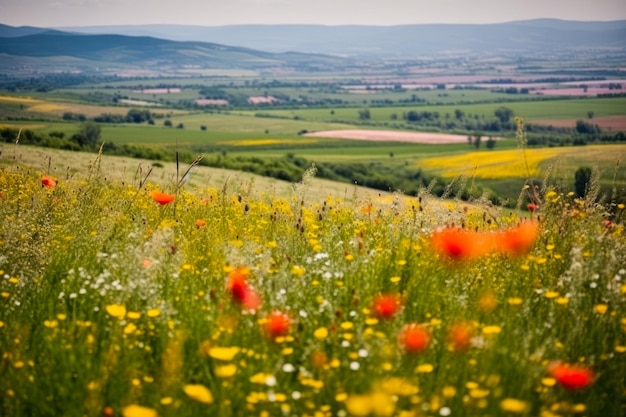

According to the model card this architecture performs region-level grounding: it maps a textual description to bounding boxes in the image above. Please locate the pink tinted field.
[305,129,483,144]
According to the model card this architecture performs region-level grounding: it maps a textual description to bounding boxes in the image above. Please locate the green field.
[235,97,626,123]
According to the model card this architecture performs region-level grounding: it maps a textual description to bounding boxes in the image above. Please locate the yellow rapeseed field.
[27,103,130,117]
[419,146,623,179]
[0,95,41,104]
[0,123,46,130]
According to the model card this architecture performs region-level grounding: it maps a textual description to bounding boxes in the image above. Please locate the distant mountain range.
[0,20,624,74]
[55,19,626,57]
[0,26,346,70]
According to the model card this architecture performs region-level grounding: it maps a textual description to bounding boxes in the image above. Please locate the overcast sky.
[1,0,625,27]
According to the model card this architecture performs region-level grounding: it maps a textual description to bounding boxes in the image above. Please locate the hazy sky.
[2,0,625,27]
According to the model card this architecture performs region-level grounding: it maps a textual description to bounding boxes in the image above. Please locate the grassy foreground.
[0,150,625,417]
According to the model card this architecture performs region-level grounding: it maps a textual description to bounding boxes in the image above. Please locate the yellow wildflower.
[123,323,137,335]
[105,304,126,319]
[415,364,434,373]
[345,394,372,417]
[500,398,528,413]
[442,386,456,398]
[594,304,608,314]
[469,388,490,399]
[208,347,240,361]
[183,384,214,404]
[314,327,329,340]
[250,373,273,385]
[291,266,305,276]
[215,364,237,378]
[335,393,348,402]
[121,405,158,417]
[482,325,502,335]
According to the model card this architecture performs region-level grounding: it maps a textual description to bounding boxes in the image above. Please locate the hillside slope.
[0,29,347,69]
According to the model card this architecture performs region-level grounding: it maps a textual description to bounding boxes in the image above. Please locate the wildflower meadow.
[0,142,625,417]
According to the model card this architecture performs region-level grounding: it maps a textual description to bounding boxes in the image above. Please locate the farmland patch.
[195,99,229,106]
[530,116,626,131]
[248,96,281,104]
[420,148,563,179]
[132,88,182,94]
[0,95,41,104]
[218,138,319,147]
[0,123,47,130]
[305,129,482,144]
[419,145,626,179]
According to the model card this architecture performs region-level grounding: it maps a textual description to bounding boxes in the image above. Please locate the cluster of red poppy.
[430,220,540,261]
[226,288,476,351]
[370,295,597,389]
[226,268,290,340]
[223,266,597,393]
[372,294,473,353]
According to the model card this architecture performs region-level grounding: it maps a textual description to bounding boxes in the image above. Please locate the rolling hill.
[0,26,348,71]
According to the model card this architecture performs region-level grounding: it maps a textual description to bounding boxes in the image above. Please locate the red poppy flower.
[548,362,595,391]
[497,220,539,256]
[227,268,261,310]
[196,219,206,228]
[447,321,474,352]
[399,323,430,354]
[263,311,291,339]
[150,190,176,205]
[430,228,494,260]
[527,203,538,212]
[41,176,56,188]
[372,293,401,320]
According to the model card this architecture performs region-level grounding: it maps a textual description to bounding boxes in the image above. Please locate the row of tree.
[354,105,607,137]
